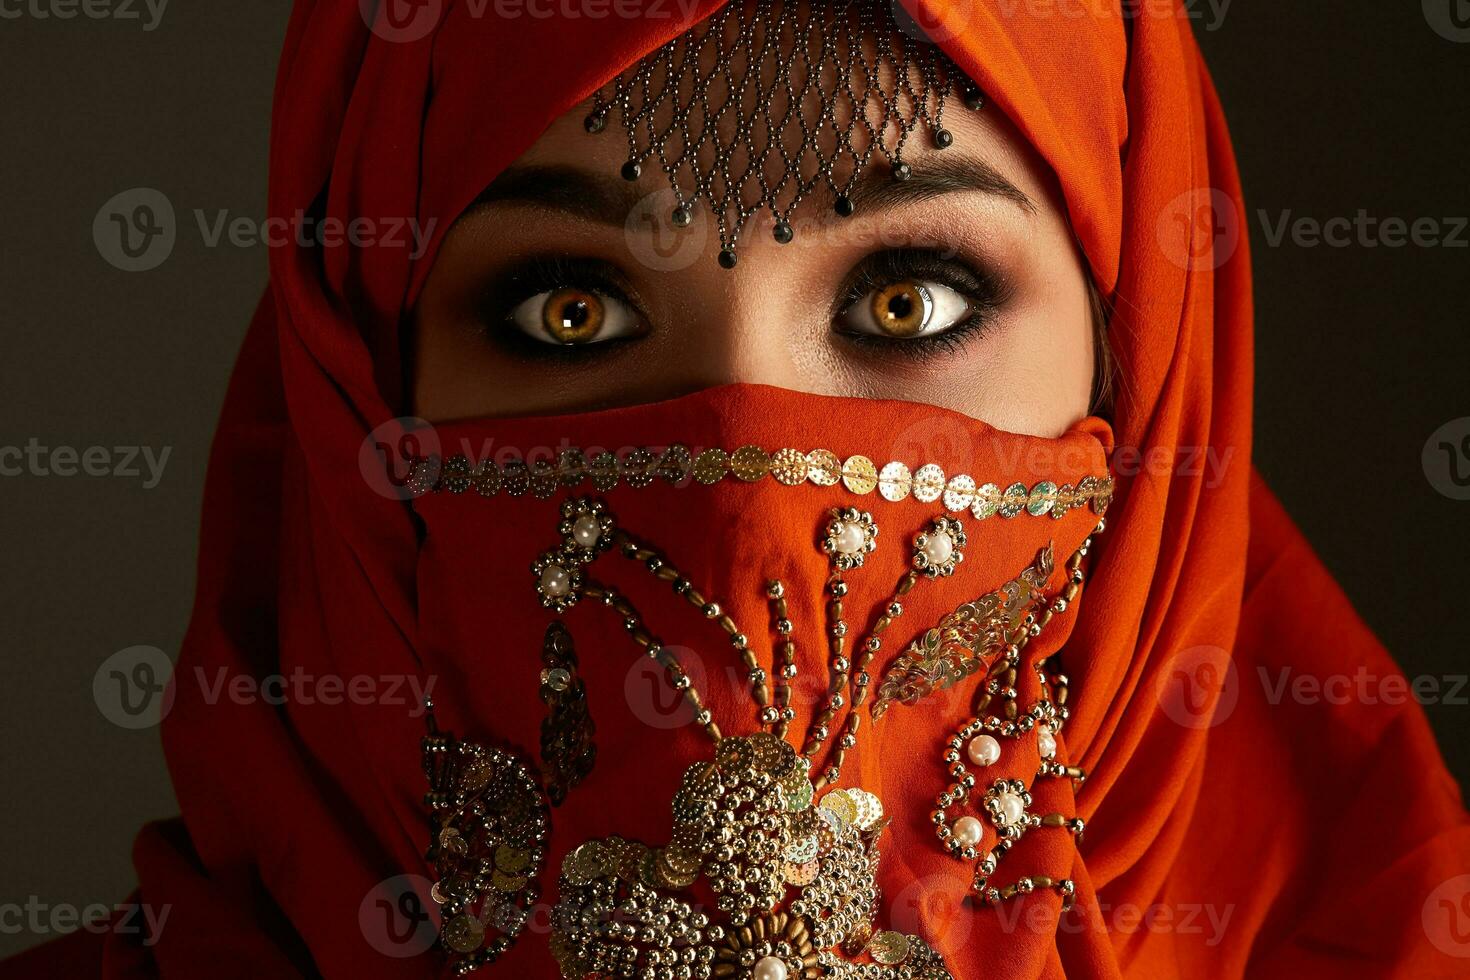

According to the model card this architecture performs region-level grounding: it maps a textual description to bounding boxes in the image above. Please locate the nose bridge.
[664,271,809,392]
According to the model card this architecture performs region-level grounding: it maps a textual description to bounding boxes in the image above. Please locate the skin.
[411,89,1095,438]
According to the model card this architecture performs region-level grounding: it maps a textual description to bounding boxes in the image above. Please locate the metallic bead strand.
[614,531,770,730]
[766,579,798,737]
[582,580,723,745]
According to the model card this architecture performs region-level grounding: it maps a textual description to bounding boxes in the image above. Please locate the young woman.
[11,1,1467,978]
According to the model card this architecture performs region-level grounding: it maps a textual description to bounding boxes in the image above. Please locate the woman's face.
[412,91,1096,438]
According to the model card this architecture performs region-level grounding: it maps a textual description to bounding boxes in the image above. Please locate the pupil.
[886,294,914,322]
[560,300,590,329]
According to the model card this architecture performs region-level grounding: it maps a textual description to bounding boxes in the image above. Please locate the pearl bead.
[966,734,1000,767]
[571,513,601,548]
[540,564,571,597]
[952,815,983,847]
[834,522,865,555]
[995,791,1025,827]
[753,955,789,980]
[922,530,954,565]
[1037,726,1056,760]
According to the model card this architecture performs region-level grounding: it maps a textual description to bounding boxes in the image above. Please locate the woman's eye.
[509,287,643,346]
[837,279,973,340]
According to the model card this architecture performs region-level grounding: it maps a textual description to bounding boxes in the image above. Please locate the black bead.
[893,162,913,182]
[964,89,986,111]
[671,206,692,228]
[772,221,793,244]
[717,248,739,269]
[834,195,855,217]
[620,160,641,182]
[583,113,606,134]
[935,128,954,149]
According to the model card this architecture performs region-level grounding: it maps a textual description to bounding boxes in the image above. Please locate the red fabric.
[7,1,1468,978]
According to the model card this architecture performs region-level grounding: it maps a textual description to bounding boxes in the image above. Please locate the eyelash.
[483,255,644,360]
[833,249,1010,360]
[480,249,1010,360]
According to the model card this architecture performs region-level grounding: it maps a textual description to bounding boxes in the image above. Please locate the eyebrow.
[468,156,1036,227]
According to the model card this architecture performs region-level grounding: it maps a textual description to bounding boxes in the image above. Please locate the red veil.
[7,1,1468,978]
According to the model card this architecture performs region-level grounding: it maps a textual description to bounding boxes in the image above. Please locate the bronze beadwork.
[538,621,596,806]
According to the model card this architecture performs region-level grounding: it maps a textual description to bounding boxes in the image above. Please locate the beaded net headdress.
[584,0,985,267]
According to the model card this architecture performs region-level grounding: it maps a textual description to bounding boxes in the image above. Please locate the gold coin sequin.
[692,448,729,485]
[771,447,809,486]
[819,790,858,827]
[588,452,619,491]
[623,448,655,488]
[943,474,977,512]
[783,858,820,886]
[869,930,912,966]
[656,444,693,484]
[972,482,1002,519]
[999,481,1030,519]
[878,461,912,502]
[912,463,946,503]
[841,454,878,495]
[730,445,771,482]
[806,449,841,487]
[442,914,485,954]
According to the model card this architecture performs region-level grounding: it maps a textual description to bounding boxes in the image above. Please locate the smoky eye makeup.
[831,248,1014,358]
[476,255,650,358]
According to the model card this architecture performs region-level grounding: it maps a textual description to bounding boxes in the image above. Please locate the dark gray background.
[1,1,1467,960]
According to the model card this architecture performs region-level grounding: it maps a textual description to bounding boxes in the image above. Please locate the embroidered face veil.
[394,3,1121,977]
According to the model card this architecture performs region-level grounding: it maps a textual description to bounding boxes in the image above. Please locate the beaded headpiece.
[584,0,985,268]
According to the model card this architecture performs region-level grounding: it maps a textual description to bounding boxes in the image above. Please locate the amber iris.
[541,288,605,344]
[869,281,929,338]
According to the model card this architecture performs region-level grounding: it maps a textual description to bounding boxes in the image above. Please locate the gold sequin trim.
[413,446,1114,517]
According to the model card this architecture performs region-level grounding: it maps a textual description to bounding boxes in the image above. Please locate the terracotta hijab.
[8,1,1468,978]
